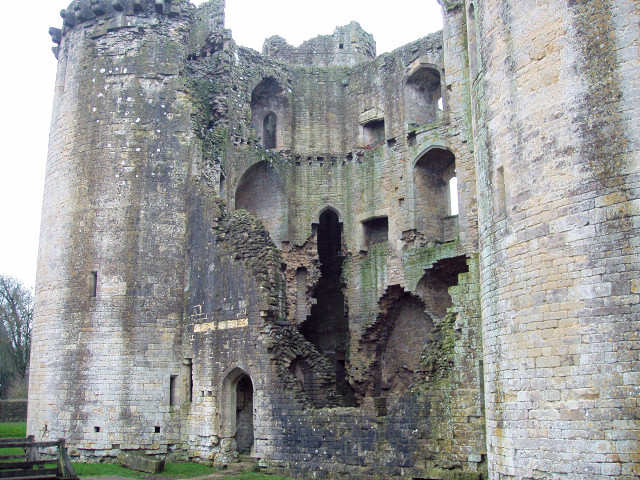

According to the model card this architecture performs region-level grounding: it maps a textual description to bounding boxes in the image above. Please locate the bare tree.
[0,275,33,398]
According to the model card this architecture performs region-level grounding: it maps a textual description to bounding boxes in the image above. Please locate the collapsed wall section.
[185,16,486,477]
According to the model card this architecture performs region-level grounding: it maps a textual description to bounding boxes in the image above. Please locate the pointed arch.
[220,368,254,454]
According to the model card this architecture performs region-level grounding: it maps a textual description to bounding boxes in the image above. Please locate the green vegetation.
[0,422,28,459]
[1,424,293,479]
[0,421,26,438]
[221,474,293,480]
[72,463,293,479]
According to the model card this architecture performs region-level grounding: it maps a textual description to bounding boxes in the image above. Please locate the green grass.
[73,463,292,479]
[0,422,28,458]
[1,424,292,480]
[0,422,26,438]
[222,475,284,479]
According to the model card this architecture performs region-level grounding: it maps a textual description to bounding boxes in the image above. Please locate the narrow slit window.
[449,177,459,216]
[186,359,193,403]
[90,271,98,298]
[496,166,506,217]
[169,375,177,407]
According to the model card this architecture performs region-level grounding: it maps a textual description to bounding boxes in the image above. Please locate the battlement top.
[51,0,195,40]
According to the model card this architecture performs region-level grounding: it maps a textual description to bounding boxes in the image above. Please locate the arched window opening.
[301,209,355,406]
[263,112,277,149]
[235,161,286,245]
[405,61,442,127]
[414,147,457,242]
[251,77,288,149]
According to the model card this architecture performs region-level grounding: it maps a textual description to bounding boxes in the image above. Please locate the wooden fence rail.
[0,436,78,480]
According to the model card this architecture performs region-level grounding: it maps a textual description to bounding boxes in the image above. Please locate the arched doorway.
[221,368,254,455]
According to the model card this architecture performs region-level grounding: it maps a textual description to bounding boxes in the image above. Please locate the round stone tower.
[29,0,197,456]
[454,0,639,478]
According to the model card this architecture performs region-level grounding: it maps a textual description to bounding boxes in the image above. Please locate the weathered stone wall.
[0,400,28,422]
[32,0,640,478]
[461,0,640,478]
[263,22,376,68]
[29,0,195,458]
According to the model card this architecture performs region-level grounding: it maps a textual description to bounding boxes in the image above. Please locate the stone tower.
[28,0,213,451]
[440,0,639,478]
[30,0,638,478]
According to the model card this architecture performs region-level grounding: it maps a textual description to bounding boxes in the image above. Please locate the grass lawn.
[0,422,26,438]
[1,422,292,479]
[0,421,28,458]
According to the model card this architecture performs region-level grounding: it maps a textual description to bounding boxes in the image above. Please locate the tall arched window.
[414,147,457,242]
[251,77,287,150]
[235,161,286,244]
[263,112,277,149]
[404,61,442,127]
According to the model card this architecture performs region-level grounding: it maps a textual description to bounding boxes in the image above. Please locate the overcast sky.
[0,0,442,290]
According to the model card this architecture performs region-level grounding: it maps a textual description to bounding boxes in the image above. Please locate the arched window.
[405,61,442,127]
[251,77,287,149]
[235,161,286,244]
[263,112,277,149]
[414,147,457,242]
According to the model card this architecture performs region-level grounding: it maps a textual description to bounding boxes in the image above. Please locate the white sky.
[0,0,442,290]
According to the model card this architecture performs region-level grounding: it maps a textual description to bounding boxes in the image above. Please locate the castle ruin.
[29,0,639,478]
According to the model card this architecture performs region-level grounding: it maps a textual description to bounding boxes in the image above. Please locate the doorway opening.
[221,368,254,455]
[301,209,356,405]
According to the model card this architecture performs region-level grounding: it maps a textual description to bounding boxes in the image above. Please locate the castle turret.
[29,0,200,455]
[443,0,639,477]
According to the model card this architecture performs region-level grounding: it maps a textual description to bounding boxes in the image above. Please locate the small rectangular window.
[496,166,506,217]
[185,359,193,403]
[90,271,98,298]
[169,375,177,407]
[363,217,389,247]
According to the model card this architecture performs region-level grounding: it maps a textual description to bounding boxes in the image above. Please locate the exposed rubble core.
[30,0,639,479]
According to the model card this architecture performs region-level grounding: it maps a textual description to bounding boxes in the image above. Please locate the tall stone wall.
[460,0,640,478]
[29,0,195,457]
[31,0,640,478]
[181,8,486,477]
